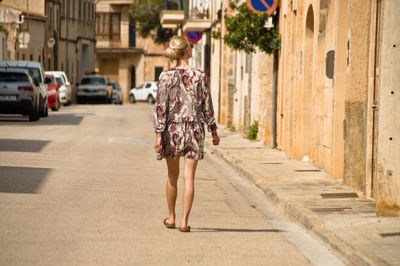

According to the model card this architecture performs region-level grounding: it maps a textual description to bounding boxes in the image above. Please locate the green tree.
[220,1,280,54]
[127,0,175,44]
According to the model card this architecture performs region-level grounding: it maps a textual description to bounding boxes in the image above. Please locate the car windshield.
[27,68,42,84]
[136,83,144,89]
[0,72,29,82]
[81,77,105,85]
[55,77,64,85]
[45,76,53,85]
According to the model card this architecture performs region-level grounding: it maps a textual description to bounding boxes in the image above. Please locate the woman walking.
[153,36,220,232]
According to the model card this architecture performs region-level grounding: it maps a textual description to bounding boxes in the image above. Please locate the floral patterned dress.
[153,67,217,160]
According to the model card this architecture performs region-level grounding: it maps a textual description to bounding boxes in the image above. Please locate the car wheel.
[44,101,49,116]
[56,97,60,111]
[39,97,45,117]
[130,94,136,104]
[29,101,40,121]
[147,95,155,104]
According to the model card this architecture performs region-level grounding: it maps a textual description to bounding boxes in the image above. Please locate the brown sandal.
[178,226,191,232]
[163,218,176,229]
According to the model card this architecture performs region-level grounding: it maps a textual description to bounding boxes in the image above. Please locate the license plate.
[0,95,17,101]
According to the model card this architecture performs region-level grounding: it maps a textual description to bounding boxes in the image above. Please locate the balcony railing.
[164,0,184,10]
[160,0,184,29]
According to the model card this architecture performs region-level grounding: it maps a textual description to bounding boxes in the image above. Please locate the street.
[0,104,343,265]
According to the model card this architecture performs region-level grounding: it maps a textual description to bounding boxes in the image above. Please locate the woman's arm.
[201,73,218,132]
[153,72,168,133]
[153,72,168,153]
[202,73,219,146]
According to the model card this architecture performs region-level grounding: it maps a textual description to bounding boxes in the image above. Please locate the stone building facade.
[211,0,275,144]
[95,0,169,103]
[277,0,399,216]
[52,0,96,98]
[184,0,399,216]
[0,0,97,103]
[0,0,46,63]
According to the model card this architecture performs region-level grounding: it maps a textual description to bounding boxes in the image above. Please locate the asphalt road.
[0,104,343,265]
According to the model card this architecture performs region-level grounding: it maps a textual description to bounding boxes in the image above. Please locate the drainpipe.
[271,8,280,149]
[370,0,382,194]
[271,51,278,148]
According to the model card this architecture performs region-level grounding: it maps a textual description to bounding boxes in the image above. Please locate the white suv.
[129,81,157,104]
[77,75,112,103]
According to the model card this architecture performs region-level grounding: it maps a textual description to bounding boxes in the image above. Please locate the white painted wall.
[376,0,400,215]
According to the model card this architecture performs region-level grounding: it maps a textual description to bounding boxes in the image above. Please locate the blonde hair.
[164,36,190,61]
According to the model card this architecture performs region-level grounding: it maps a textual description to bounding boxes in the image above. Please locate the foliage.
[247,122,259,140]
[220,1,280,54]
[211,30,221,40]
[127,0,175,44]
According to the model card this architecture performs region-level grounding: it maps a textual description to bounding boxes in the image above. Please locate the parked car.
[46,71,71,105]
[110,80,123,105]
[77,75,112,103]
[0,61,48,117]
[0,68,40,121]
[44,73,60,111]
[129,81,157,104]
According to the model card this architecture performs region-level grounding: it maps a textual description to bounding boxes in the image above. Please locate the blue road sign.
[247,0,278,15]
[185,32,203,44]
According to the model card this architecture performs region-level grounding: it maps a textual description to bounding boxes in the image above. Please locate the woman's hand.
[212,132,220,146]
[154,133,162,153]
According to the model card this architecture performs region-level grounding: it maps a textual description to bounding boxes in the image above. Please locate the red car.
[44,73,60,111]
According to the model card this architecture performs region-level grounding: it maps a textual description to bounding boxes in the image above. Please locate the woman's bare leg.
[166,157,180,224]
[181,158,198,228]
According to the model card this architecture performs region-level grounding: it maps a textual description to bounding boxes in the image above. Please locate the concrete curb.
[206,144,390,266]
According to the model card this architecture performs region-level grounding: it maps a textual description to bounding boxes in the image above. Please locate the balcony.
[160,0,184,29]
[182,19,212,32]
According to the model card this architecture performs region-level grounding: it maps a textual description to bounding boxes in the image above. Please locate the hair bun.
[164,36,189,61]
[165,47,179,60]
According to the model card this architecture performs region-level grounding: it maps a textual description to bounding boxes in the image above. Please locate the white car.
[129,81,157,104]
[46,71,71,105]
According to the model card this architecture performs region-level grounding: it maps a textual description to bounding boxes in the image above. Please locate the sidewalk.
[205,126,400,266]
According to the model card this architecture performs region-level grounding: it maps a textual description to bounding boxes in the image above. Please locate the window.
[79,0,81,19]
[49,4,53,26]
[81,77,106,85]
[84,1,86,20]
[129,23,136,47]
[55,5,60,29]
[96,13,120,40]
[0,73,30,82]
[62,0,65,16]
[72,0,75,19]
[55,77,64,85]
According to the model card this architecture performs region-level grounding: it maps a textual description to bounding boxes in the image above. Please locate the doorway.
[130,66,136,89]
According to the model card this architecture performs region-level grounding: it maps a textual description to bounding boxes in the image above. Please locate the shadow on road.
[194,228,284,233]
[0,139,50,152]
[0,113,85,126]
[0,166,51,194]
